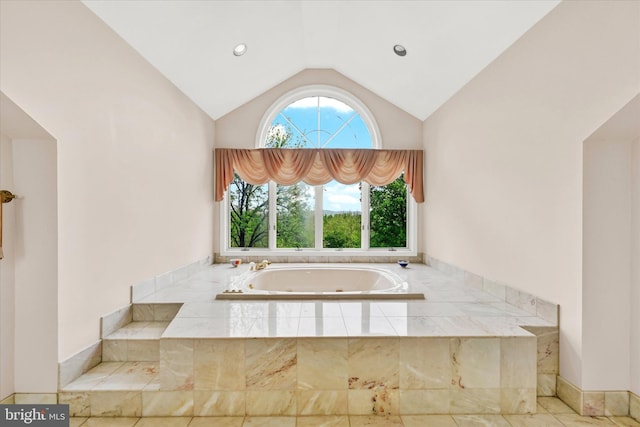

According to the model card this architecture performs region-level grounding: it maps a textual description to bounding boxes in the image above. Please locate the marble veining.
[348,338,399,390]
[245,339,297,390]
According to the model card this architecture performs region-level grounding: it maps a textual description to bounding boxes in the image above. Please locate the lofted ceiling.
[82,0,559,121]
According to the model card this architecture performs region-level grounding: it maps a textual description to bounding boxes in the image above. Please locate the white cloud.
[323,182,361,212]
[287,96,354,114]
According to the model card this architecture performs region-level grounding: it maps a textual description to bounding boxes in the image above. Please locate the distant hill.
[323,210,361,216]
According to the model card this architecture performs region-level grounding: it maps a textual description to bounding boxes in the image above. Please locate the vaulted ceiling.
[82,0,559,121]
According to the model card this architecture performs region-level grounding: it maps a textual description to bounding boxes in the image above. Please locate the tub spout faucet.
[252,259,271,271]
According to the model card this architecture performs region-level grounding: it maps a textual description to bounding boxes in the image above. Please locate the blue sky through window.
[272,96,372,149]
[269,96,372,212]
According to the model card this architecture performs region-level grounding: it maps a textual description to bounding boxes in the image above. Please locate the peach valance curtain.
[215,148,424,203]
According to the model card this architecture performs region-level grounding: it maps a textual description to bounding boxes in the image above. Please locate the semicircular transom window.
[264,96,374,149]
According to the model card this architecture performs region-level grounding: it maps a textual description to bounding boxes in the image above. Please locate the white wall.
[582,138,631,390]
[0,0,215,363]
[422,0,639,389]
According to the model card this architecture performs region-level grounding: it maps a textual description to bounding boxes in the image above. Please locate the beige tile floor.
[69,397,640,427]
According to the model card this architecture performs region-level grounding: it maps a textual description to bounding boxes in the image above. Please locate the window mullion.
[361,182,370,250]
[315,185,323,250]
[269,181,277,249]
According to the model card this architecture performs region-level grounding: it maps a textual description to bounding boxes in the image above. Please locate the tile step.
[60,362,159,393]
[103,321,170,340]
[102,321,169,362]
[132,303,183,322]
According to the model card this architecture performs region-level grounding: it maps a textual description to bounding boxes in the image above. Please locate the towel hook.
[0,190,16,204]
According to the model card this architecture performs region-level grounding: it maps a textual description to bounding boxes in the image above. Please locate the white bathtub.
[217,264,424,300]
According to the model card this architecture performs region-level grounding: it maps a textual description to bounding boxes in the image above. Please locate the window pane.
[229,173,268,248]
[276,182,315,248]
[323,182,361,249]
[272,96,372,149]
[318,97,370,149]
[369,176,407,248]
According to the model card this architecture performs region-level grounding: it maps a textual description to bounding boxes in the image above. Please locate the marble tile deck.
[137,263,555,339]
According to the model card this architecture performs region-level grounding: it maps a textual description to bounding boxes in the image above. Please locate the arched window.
[223,86,415,254]
[257,85,380,149]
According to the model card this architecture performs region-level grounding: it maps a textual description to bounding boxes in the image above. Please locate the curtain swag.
[215,148,424,203]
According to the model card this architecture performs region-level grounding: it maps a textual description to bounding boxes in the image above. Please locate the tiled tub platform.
[155,335,538,417]
[60,263,558,417]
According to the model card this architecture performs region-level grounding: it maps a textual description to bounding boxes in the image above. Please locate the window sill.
[217,248,418,261]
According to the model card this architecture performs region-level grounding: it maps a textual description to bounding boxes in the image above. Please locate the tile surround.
[133,303,182,321]
[246,338,297,390]
[522,326,560,397]
[58,258,206,391]
[141,390,194,416]
[39,255,640,424]
[101,305,132,338]
[414,257,638,421]
[159,339,194,391]
[427,255,563,401]
[297,338,348,390]
[102,321,168,362]
[631,393,640,421]
[61,336,544,417]
[296,390,348,415]
[59,341,102,389]
[56,258,571,419]
[131,256,212,302]
[426,255,558,326]
[153,336,537,416]
[245,390,296,416]
[194,390,245,416]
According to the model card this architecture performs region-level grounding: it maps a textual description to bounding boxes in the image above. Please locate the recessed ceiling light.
[233,43,247,57]
[393,44,407,57]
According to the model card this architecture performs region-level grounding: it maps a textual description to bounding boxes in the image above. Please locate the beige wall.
[0,133,16,399]
[583,138,632,390]
[582,95,639,393]
[12,139,59,393]
[632,136,640,395]
[0,0,215,367]
[0,94,58,398]
[423,0,639,389]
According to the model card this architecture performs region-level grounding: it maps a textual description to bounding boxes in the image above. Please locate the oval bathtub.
[217,264,424,300]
